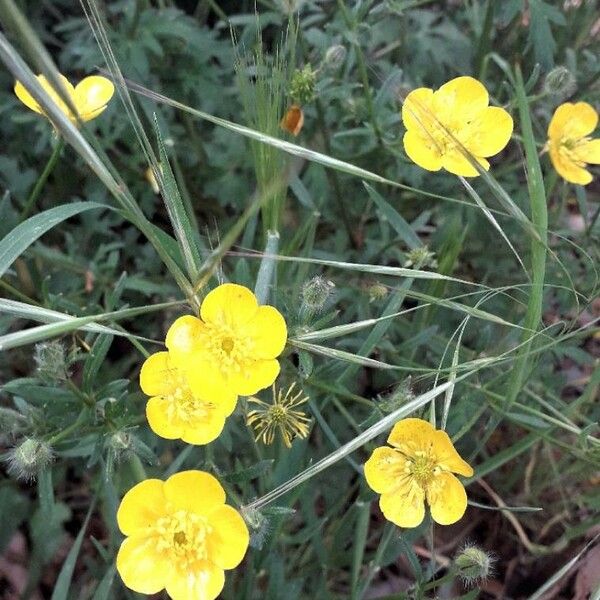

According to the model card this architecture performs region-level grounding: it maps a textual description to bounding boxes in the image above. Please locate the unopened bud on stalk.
[241,506,272,550]
[324,45,347,70]
[5,438,54,481]
[379,377,415,413]
[34,341,70,384]
[300,276,335,318]
[544,66,576,99]
[403,246,438,270]
[454,545,493,585]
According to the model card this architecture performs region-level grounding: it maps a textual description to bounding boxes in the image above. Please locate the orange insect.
[280,104,304,136]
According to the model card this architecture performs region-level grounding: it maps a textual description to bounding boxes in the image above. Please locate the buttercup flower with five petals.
[140,351,236,445]
[547,101,600,185]
[402,76,513,177]
[14,73,115,124]
[166,283,287,400]
[364,418,473,528]
[116,470,249,600]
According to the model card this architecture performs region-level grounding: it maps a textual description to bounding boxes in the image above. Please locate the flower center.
[164,371,212,424]
[558,135,590,166]
[221,337,234,353]
[201,322,253,375]
[155,510,213,570]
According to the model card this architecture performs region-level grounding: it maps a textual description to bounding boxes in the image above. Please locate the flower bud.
[5,438,53,481]
[403,246,438,270]
[454,545,493,585]
[324,45,346,70]
[379,377,415,413]
[300,276,335,318]
[241,506,272,550]
[544,66,576,100]
[368,282,389,303]
[289,65,317,105]
[34,341,70,384]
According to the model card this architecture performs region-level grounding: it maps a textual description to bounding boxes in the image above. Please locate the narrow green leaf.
[364,183,422,250]
[0,202,106,278]
[153,116,202,281]
[51,499,96,600]
[0,301,177,350]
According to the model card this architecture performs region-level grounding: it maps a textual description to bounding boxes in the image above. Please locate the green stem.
[21,137,64,221]
[503,65,548,411]
[254,230,280,305]
[129,454,148,483]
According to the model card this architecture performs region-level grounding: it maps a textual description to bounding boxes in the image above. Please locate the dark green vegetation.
[0,1,599,599]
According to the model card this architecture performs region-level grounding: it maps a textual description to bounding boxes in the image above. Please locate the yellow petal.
[432,430,473,477]
[116,534,168,595]
[442,149,489,177]
[200,283,259,328]
[165,314,205,362]
[364,446,406,494]
[228,358,280,396]
[387,418,435,455]
[14,74,75,118]
[163,470,225,515]
[242,305,287,359]
[181,409,227,445]
[146,396,182,440]
[165,562,225,600]
[549,144,593,185]
[185,360,238,407]
[427,472,468,525]
[403,130,443,172]
[575,138,600,164]
[139,351,175,397]
[402,87,435,132]
[73,75,114,121]
[379,486,425,528]
[548,102,598,140]
[463,106,513,157]
[117,478,167,536]
[434,76,489,121]
[207,505,250,569]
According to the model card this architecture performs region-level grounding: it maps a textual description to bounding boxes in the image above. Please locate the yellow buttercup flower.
[401,76,513,177]
[140,351,236,445]
[364,418,473,528]
[116,470,249,600]
[547,102,600,185]
[14,73,115,123]
[166,283,287,399]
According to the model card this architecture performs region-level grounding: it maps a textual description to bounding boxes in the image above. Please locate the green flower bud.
[544,66,576,99]
[300,276,335,318]
[289,64,317,105]
[368,282,389,303]
[324,45,346,70]
[403,246,438,270]
[379,377,415,413]
[34,341,70,384]
[454,545,493,585]
[5,438,54,482]
[241,506,272,550]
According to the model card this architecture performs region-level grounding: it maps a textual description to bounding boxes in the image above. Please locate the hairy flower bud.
[300,276,335,318]
[378,377,415,413]
[454,545,493,585]
[324,45,347,70]
[403,246,438,270]
[34,341,70,384]
[544,66,576,100]
[5,438,54,481]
